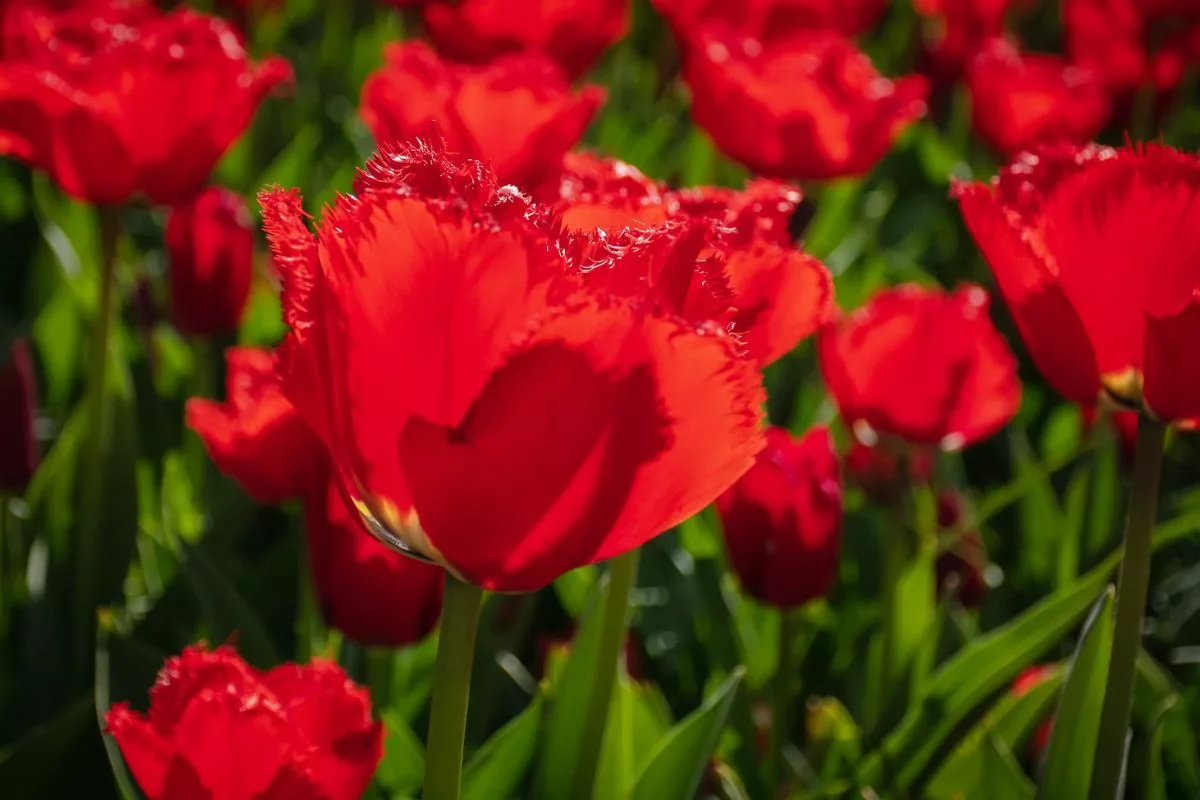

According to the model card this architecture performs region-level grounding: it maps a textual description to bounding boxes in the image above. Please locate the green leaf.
[95,629,165,799]
[552,565,598,620]
[376,710,425,796]
[177,542,278,668]
[1039,586,1115,800]
[927,665,1063,799]
[1144,715,1168,800]
[462,696,544,800]
[855,568,1107,795]
[807,697,864,785]
[534,578,607,798]
[1010,431,1065,588]
[1134,652,1200,795]
[595,674,674,799]
[629,667,745,800]
[979,734,1036,800]
[390,635,438,724]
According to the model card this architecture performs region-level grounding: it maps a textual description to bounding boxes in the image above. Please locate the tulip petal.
[105,705,175,799]
[1143,300,1200,423]
[400,298,764,592]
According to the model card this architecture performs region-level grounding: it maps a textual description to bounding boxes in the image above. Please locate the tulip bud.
[0,338,38,494]
[717,426,842,609]
[167,186,254,337]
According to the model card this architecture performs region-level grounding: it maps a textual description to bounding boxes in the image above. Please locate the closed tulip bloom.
[652,0,888,40]
[956,143,1200,424]
[717,426,842,609]
[105,645,383,800]
[551,153,834,366]
[166,186,255,337]
[1065,0,1200,96]
[683,29,928,181]
[914,0,1029,81]
[421,0,628,78]
[260,138,765,592]
[0,2,290,205]
[0,338,38,494]
[967,38,1110,157]
[819,284,1021,449]
[360,42,603,191]
[305,478,444,648]
[186,347,326,504]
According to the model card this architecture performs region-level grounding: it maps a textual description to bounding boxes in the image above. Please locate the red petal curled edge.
[105,705,175,800]
[399,296,765,592]
[1144,299,1200,424]
[954,179,1100,406]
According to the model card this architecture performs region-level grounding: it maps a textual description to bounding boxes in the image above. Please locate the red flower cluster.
[259,138,795,592]
[105,645,383,800]
[167,187,255,338]
[1066,0,1200,97]
[819,284,1021,450]
[0,2,290,205]
[0,338,38,494]
[187,349,443,647]
[421,0,628,78]
[652,0,888,40]
[915,0,1029,82]
[681,29,928,180]
[956,143,1200,425]
[360,41,604,190]
[717,426,843,609]
[967,38,1110,157]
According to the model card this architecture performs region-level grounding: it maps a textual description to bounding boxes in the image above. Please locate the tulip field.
[4,0,1200,798]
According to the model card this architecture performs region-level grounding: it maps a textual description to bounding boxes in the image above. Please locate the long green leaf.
[980,734,1036,800]
[376,711,424,797]
[629,668,745,800]
[1038,586,1115,799]
[595,674,674,799]
[1134,652,1200,795]
[855,568,1107,795]
[1144,716,1168,800]
[178,542,278,668]
[462,697,544,800]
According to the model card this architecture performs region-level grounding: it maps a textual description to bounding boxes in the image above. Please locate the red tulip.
[260,138,765,592]
[716,426,842,608]
[105,645,383,800]
[360,42,603,191]
[1012,663,1057,755]
[1065,0,1200,96]
[652,0,888,40]
[186,347,326,504]
[967,38,1110,157]
[955,143,1200,425]
[934,490,988,607]
[0,2,290,205]
[305,478,444,648]
[843,440,934,507]
[421,0,629,78]
[166,187,255,337]
[0,338,38,494]
[683,29,928,181]
[914,0,1029,82]
[819,284,1021,449]
[551,153,834,366]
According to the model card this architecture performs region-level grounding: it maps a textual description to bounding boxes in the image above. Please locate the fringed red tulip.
[717,426,842,608]
[166,187,255,337]
[105,645,383,800]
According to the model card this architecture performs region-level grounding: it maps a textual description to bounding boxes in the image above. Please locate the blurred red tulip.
[956,143,1200,425]
[360,42,603,191]
[843,440,934,507]
[260,138,765,592]
[186,347,326,504]
[652,0,888,40]
[1065,0,1200,96]
[717,426,842,608]
[914,0,1028,82]
[0,338,38,494]
[551,154,834,366]
[819,284,1021,449]
[166,187,255,337]
[1012,663,1057,755]
[934,490,988,607]
[967,38,1110,157]
[683,29,928,181]
[0,2,290,205]
[305,478,443,648]
[105,645,383,800]
[421,0,628,78]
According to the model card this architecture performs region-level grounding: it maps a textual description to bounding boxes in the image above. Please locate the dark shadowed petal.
[1143,300,1200,423]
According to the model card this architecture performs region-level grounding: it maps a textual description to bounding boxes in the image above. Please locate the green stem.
[571,548,641,800]
[767,610,794,797]
[72,205,121,688]
[424,572,483,800]
[367,647,394,711]
[1090,417,1166,800]
[871,500,908,727]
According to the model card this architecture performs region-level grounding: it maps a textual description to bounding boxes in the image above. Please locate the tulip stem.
[767,609,795,796]
[424,572,483,800]
[72,205,121,688]
[1090,417,1166,800]
[571,548,641,800]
